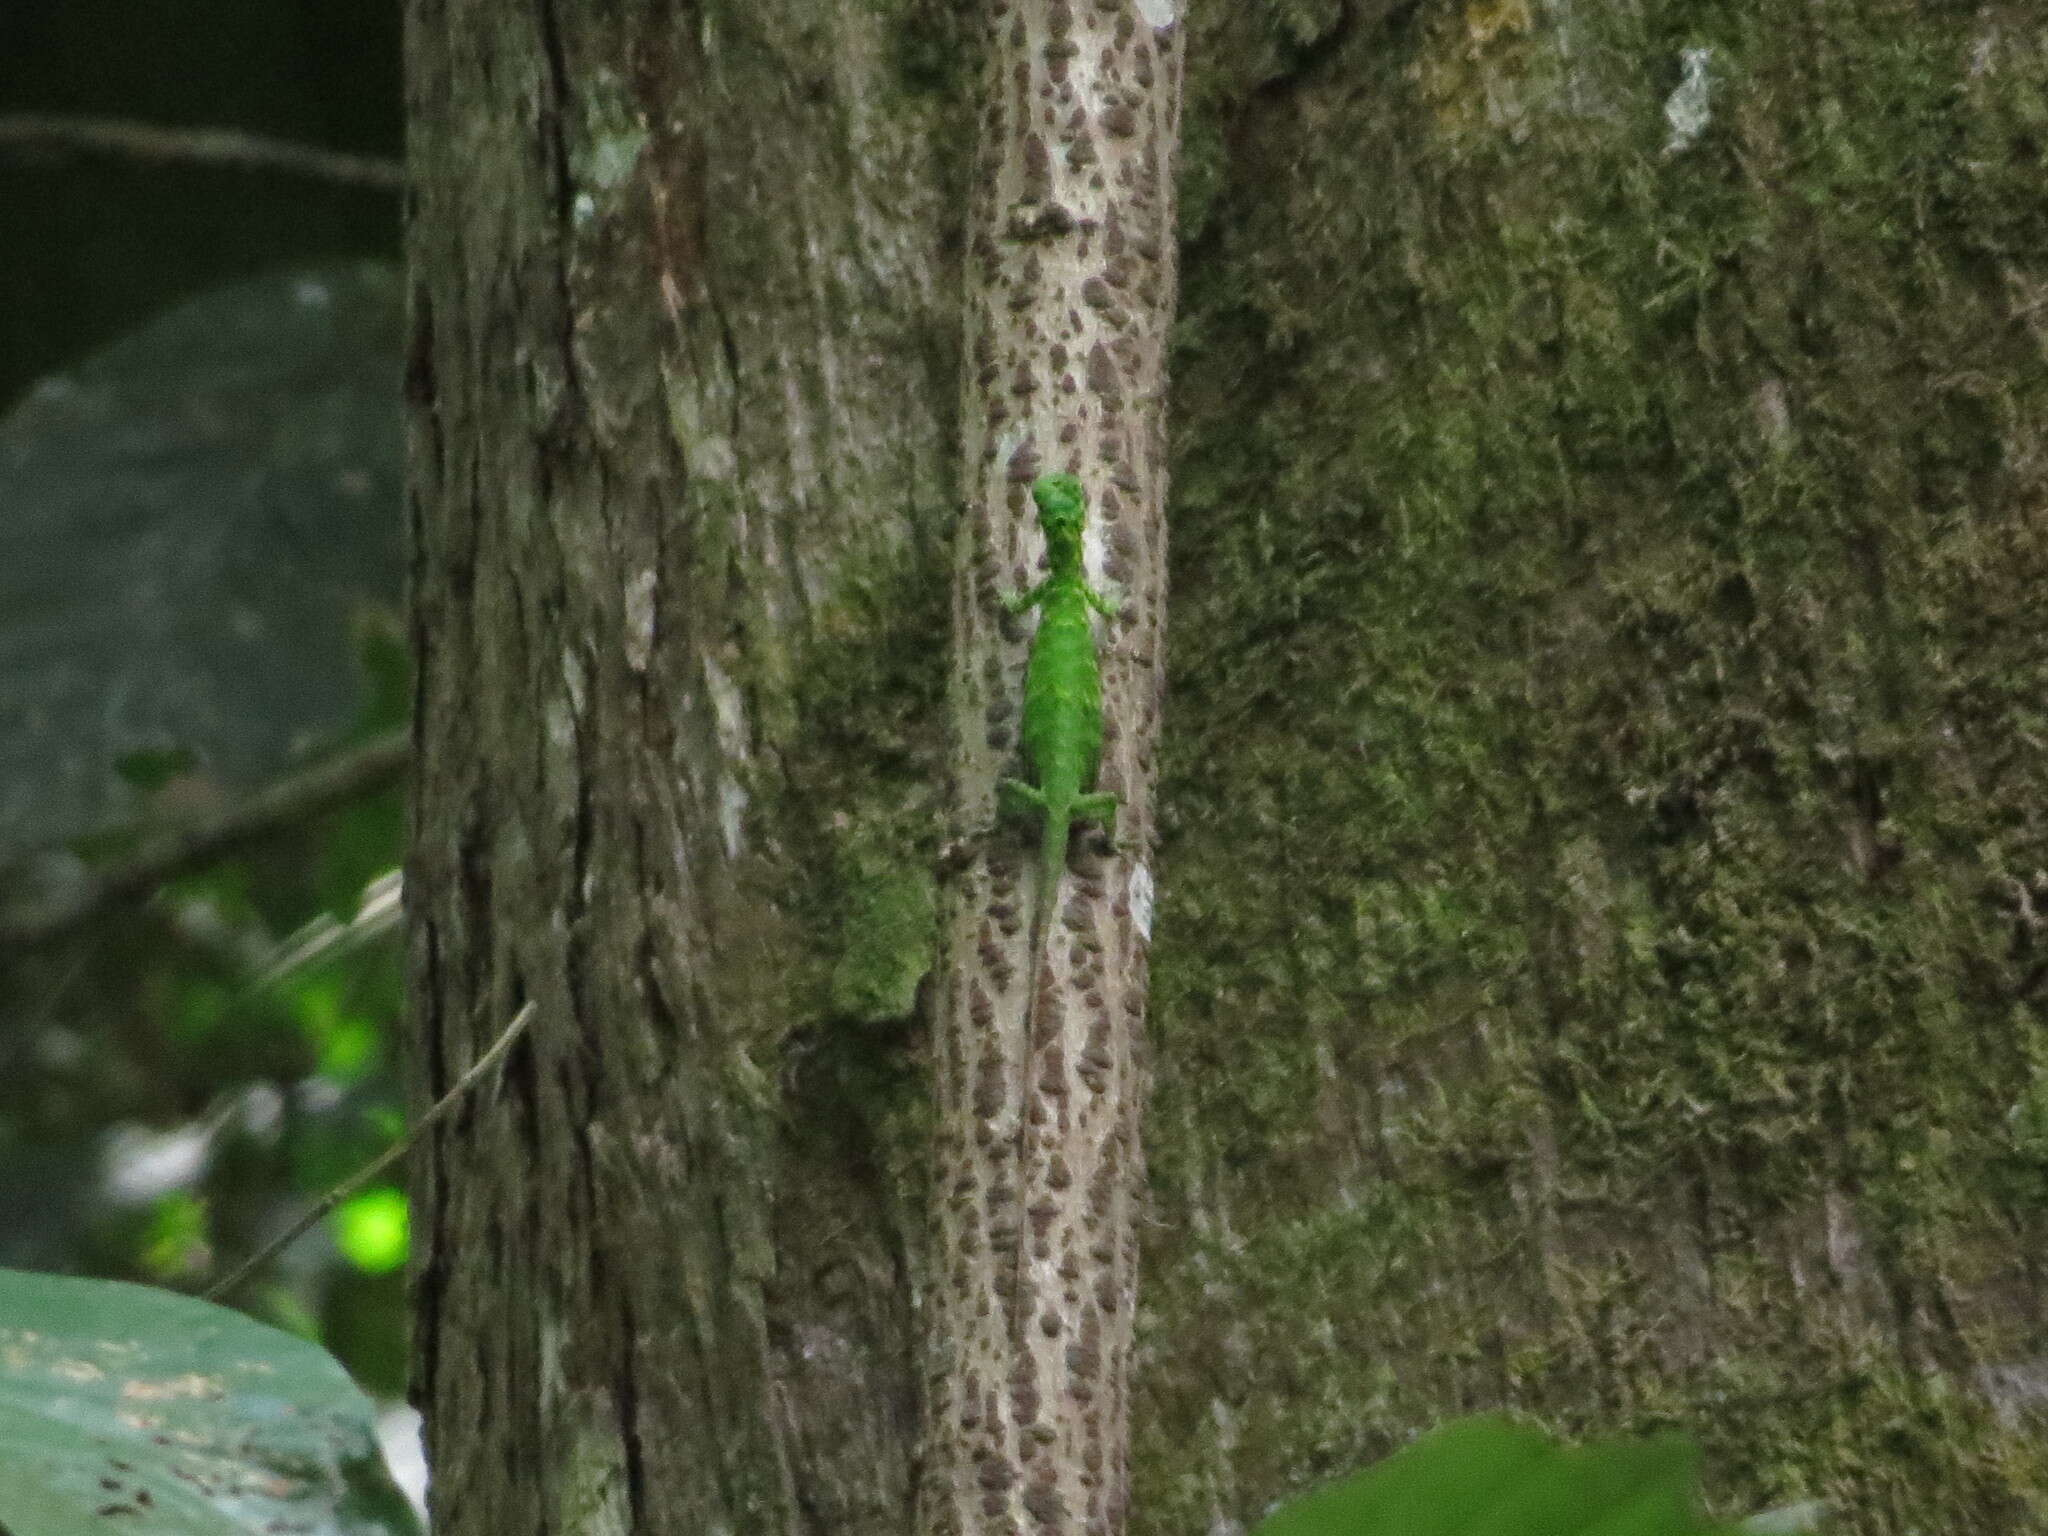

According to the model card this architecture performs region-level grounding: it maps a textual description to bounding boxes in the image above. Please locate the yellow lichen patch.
[1463,0,1533,48]
[1414,0,1543,142]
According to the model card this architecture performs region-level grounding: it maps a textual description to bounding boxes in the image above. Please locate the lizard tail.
[1030,810,1069,1009]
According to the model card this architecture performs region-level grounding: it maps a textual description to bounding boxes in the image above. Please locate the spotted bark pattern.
[922,3,1184,1533]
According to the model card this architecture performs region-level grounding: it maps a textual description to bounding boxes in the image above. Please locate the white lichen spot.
[562,647,589,715]
[538,1311,566,1410]
[1663,47,1714,156]
[795,1322,852,1364]
[659,365,739,481]
[719,778,750,862]
[546,696,576,754]
[698,433,737,481]
[624,569,658,673]
[567,71,648,232]
[1133,0,1178,28]
[584,124,648,191]
[702,656,753,859]
[292,278,333,309]
[1976,1355,2048,1430]
[1753,376,1793,450]
[558,1395,632,1536]
[1129,861,1155,944]
[1968,24,1998,79]
[1740,1502,1833,1534]
[1207,1395,1236,1438]
[702,656,750,762]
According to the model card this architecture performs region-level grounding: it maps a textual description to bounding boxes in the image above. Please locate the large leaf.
[0,1267,419,1536]
[0,262,403,859]
[1254,1414,1750,1536]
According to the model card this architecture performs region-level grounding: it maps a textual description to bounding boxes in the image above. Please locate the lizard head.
[1031,473,1087,539]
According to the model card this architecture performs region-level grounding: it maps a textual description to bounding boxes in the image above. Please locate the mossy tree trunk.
[1144,3,2048,1531]
[404,0,2048,1532]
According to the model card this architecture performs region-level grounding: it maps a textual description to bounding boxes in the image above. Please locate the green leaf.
[1254,1415,1750,1536]
[0,1267,419,1536]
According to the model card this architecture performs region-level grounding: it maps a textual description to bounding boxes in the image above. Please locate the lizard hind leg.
[998,777,1049,824]
[1074,790,1120,848]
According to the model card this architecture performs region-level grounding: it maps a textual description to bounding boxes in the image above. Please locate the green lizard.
[1000,472,1121,1003]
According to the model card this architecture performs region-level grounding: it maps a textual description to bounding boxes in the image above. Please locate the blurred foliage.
[2,0,407,1400]
[334,1187,409,1276]
[0,0,400,405]
[0,618,410,1396]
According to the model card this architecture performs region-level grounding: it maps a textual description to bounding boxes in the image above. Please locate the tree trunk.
[918,2,1183,1532]
[404,1,2048,1533]
[402,2,963,1528]
[1139,4,2048,1530]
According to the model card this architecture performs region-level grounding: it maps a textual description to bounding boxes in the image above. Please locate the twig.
[203,1002,537,1303]
[0,728,410,950]
[250,869,405,991]
[0,114,403,191]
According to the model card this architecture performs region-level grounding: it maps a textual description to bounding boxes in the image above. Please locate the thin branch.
[0,728,410,950]
[0,114,403,191]
[251,869,405,991]
[203,1002,537,1303]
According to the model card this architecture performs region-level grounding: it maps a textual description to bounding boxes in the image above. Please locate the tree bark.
[1136,4,2048,1531]
[402,2,962,1529]
[919,3,1184,1533]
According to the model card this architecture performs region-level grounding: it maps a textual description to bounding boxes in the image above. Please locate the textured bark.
[402,1,960,1530]
[1136,3,2048,1531]
[919,4,1183,1534]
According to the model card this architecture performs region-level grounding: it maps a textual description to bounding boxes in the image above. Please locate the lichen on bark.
[1137,3,2048,1531]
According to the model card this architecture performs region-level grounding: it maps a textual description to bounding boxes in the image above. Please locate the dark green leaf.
[1254,1415,1748,1536]
[0,1267,419,1536]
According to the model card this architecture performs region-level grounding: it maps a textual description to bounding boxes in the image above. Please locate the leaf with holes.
[0,1267,418,1536]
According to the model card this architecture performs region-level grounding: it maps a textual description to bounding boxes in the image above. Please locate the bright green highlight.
[139,1192,209,1280]
[293,974,381,1081]
[332,1185,409,1274]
